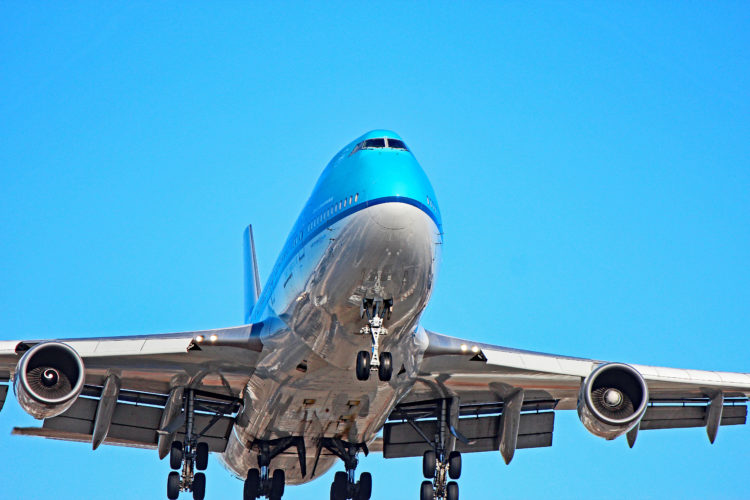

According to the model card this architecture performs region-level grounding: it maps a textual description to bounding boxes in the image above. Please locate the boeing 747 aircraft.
[1,130,748,500]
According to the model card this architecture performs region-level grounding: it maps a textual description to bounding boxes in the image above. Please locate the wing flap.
[382,411,554,459]
[640,404,747,431]
[13,388,238,452]
[12,427,159,450]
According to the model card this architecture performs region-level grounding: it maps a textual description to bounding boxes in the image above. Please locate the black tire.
[356,351,371,381]
[192,472,206,500]
[447,481,459,500]
[244,468,260,500]
[195,442,209,471]
[422,450,436,479]
[169,441,183,470]
[448,451,462,479]
[167,471,180,500]
[378,352,392,381]
[332,471,348,500]
[357,471,372,500]
[270,469,285,499]
[420,480,434,500]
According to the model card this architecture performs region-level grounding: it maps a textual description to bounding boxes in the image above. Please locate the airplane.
[1,129,749,500]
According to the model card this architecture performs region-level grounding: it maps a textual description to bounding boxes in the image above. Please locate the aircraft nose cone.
[367,202,412,230]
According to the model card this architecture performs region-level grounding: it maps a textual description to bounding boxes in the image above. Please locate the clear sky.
[1,2,749,499]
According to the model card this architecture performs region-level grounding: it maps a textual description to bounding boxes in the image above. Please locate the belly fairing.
[219,202,440,484]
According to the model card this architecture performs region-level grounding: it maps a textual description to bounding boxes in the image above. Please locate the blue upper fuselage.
[250,130,442,322]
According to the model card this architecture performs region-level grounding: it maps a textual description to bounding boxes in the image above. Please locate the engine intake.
[577,363,648,440]
[14,342,85,419]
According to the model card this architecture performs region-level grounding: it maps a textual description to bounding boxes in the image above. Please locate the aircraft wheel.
[270,469,285,499]
[170,441,183,470]
[331,471,348,500]
[420,480,434,500]
[192,472,206,500]
[448,451,462,479]
[357,472,372,500]
[447,481,459,500]
[195,442,209,471]
[356,351,371,381]
[244,468,260,500]
[378,352,392,381]
[422,450,436,479]
[167,471,180,500]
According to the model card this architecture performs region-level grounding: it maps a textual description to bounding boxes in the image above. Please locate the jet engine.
[577,362,648,440]
[14,342,85,419]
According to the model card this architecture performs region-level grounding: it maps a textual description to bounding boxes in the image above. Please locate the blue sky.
[1,2,749,499]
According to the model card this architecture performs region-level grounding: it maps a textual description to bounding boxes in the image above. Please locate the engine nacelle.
[14,342,85,419]
[577,362,648,440]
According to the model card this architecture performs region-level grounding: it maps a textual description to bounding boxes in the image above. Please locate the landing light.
[209,334,218,342]
[195,335,204,343]
[460,344,468,352]
[471,346,479,353]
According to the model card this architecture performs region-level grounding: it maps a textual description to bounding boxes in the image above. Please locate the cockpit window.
[386,138,407,150]
[350,137,410,156]
[363,138,386,149]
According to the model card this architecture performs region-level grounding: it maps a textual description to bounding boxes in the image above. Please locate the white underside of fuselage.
[219,202,441,484]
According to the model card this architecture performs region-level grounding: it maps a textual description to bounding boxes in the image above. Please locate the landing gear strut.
[417,399,462,500]
[356,297,393,382]
[166,390,211,500]
[243,436,306,500]
[313,438,371,500]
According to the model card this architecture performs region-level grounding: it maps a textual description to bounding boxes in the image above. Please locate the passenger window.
[349,196,353,205]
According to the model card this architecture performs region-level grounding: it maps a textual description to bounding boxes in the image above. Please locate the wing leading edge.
[380,330,749,464]
[0,323,265,454]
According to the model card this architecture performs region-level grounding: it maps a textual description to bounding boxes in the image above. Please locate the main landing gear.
[243,436,306,500]
[420,450,461,500]
[166,391,211,500]
[312,438,371,500]
[356,297,393,382]
[418,399,462,500]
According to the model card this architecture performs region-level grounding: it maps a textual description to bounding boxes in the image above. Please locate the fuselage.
[219,131,443,483]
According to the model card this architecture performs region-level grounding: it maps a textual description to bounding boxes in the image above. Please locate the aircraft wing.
[379,330,750,463]
[0,324,263,455]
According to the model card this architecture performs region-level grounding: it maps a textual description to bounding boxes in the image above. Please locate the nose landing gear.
[356,298,393,382]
